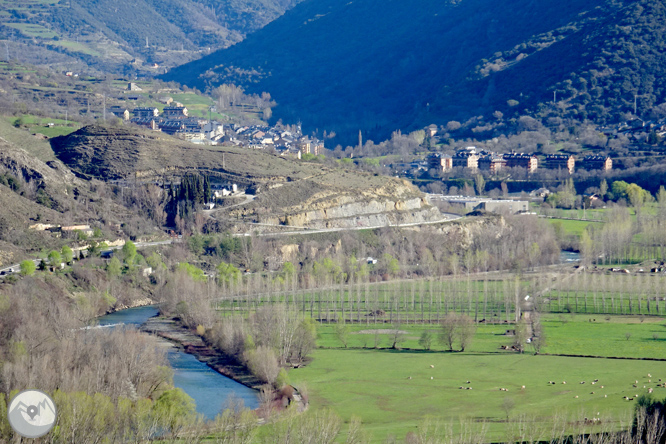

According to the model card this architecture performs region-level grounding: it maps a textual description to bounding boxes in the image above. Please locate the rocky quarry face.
[229,187,444,231]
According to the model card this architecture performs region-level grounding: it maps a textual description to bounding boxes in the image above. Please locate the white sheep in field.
[648,373,652,378]
[430,377,434,380]
[521,385,525,389]
[562,381,567,384]
[430,365,434,368]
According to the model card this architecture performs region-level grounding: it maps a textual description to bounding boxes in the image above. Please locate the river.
[560,250,581,263]
[97,306,259,420]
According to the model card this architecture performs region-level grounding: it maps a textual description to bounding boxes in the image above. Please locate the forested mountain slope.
[0,0,304,73]
[164,0,666,145]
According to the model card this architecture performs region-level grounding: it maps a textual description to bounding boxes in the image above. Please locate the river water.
[560,250,581,263]
[97,306,259,420]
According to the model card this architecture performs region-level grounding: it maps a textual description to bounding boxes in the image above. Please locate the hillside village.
[107,87,325,159]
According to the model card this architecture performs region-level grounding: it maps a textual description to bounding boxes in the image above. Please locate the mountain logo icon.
[7,390,57,438]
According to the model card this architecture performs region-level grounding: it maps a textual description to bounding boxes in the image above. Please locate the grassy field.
[5,23,58,39]
[289,316,666,442]
[0,118,57,161]
[3,115,80,139]
[313,315,666,358]
[549,218,603,236]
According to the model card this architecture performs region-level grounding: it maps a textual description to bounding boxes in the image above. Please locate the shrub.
[245,346,279,385]
[19,260,35,276]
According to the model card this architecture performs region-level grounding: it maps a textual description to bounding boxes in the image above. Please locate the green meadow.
[289,316,666,442]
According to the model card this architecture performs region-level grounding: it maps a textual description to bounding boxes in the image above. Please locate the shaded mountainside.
[50,125,441,229]
[164,0,666,144]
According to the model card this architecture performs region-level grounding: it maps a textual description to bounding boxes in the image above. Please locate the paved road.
[234,213,462,237]
[0,239,174,276]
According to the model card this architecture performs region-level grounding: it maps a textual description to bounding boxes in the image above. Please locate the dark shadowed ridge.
[162,0,666,145]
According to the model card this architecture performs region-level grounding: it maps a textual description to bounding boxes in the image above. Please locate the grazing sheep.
[649,388,654,393]
[562,381,567,384]
[408,376,412,380]
[605,395,607,398]
[649,380,652,383]
[591,382,596,385]
[467,387,472,390]
[594,379,599,382]
[601,386,604,388]
[430,377,434,380]
[591,392,595,395]
[459,386,463,389]
[430,365,434,368]
[575,396,579,398]
[648,374,652,378]
[580,381,585,384]
[521,385,525,389]
[466,381,471,384]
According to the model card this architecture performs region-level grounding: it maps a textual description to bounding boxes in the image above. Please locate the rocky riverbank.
[109,297,154,313]
[140,316,265,390]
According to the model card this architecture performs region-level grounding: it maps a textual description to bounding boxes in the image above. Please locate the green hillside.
[0,0,304,73]
[163,0,666,145]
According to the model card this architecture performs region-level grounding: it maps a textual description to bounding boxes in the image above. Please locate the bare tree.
[389,324,405,349]
[439,313,458,351]
[458,315,476,352]
[245,346,279,385]
[335,320,350,348]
